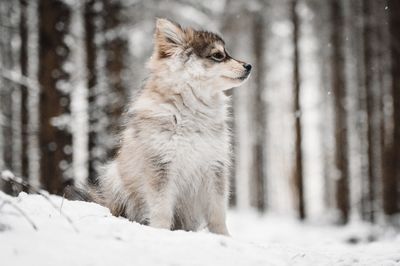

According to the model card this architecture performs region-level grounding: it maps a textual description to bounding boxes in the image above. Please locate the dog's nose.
[243,63,252,72]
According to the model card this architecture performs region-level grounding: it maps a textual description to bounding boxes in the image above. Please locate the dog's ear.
[154,18,186,58]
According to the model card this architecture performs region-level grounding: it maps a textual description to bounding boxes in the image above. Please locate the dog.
[80,18,251,235]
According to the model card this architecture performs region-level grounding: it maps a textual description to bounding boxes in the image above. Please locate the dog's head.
[148,18,252,91]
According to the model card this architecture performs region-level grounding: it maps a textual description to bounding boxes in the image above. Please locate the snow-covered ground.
[1,191,399,266]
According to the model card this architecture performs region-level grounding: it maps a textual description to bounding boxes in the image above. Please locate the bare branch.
[0,68,39,91]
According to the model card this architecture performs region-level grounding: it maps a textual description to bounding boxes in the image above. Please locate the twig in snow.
[0,198,38,231]
[37,190,79,233]
[60,192,66,213]
[0,170,79,233]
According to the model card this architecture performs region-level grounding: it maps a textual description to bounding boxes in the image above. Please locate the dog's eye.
[211,52,225,62]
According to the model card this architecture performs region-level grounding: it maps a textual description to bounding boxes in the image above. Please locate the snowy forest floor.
[1,192,400,266]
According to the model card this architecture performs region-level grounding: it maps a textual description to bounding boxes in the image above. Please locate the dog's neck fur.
[145,71,228,118]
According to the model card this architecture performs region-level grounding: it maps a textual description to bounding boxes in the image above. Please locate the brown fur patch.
[149,154,170,191]
[188,30,225,58]
[110,201,126,217]
[154,19,225,60]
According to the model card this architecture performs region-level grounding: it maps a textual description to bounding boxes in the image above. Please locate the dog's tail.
[64,184,93,201]
[63,181,104,203]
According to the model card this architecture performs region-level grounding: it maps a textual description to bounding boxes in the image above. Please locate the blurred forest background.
[0,0,399,226]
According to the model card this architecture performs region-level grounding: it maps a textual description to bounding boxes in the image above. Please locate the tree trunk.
[0,1,20,194]
[221,0,238,207]
[291,0,305,220]
[373,0,390,224]
[362,0,377,223]
[0,1,15,173]
[330,0,350,224]
[85,0,100,184]
[19,0,29,180]
[0,2,11,192]
[384,0,400,216]
[102,0,129,159]
[38,0,72,194]
[26,0,41,189]
[252,12,267,212]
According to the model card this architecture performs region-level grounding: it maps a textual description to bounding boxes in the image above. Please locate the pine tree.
[252,11,267,213]
[330,0,350,223]
[19,0,29,180]
[291,0,305,220]
[384,0,400,217]
[38,0,72,194]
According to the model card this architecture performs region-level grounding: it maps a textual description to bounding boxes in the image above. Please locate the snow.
[1,191,399,266]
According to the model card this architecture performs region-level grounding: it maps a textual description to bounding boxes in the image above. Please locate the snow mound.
[1,191,399,266]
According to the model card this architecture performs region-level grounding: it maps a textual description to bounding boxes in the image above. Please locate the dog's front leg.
[207,194,230,236]
[146,155,175,230]
[206,162,230,236]
[147,190,174,229]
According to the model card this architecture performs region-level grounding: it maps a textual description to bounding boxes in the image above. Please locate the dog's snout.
[243,63,252,72]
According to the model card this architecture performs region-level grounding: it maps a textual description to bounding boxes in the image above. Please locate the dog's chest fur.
[171,104,228,170]
[136,90,231,184]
